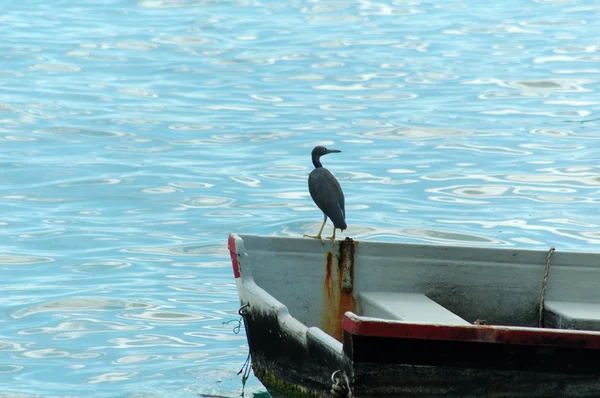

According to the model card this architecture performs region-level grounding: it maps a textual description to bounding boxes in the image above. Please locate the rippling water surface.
[2,0,600,396]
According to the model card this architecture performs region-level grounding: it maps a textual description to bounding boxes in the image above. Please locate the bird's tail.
[335,220,347,231]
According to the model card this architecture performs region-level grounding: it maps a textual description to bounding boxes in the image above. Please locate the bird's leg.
[326,226,336,245]
[303,213,327,245]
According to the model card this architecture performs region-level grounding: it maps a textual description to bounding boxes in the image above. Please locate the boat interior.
[237,234,600,341]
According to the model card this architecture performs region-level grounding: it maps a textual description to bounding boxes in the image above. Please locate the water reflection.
[88,371,138,384]
[349,126,474,140]
[12,299,152,319]
[103,334,205,349]
[0,252,54,265]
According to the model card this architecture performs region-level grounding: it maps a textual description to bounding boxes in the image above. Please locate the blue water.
[1,0,600,396]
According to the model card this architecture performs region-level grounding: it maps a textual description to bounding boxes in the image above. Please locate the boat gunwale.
[343,312,600,349]
[234,233,600,268]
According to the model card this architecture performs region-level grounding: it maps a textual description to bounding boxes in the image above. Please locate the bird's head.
[311,146,341,168]
[312,146,341,158]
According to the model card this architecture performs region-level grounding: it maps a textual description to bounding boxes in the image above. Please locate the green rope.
[238,352,252,397]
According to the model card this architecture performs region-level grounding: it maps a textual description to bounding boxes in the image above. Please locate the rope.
[222,303,249,334]
[221,303,251,397]
[538,247,556,328]
[238,352,252,398]
[331,370,352,398]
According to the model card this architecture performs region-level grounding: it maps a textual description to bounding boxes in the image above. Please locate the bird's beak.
[327,149,341,154]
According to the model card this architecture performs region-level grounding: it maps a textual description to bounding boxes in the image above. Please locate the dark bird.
[303,146,346,245]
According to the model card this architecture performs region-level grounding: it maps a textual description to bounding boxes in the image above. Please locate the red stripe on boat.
[343,313,600,350]
[228,234,241,279]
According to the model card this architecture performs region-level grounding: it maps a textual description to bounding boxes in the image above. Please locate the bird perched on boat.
[303,146,346,245]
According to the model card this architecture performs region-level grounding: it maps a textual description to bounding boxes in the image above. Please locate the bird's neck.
[312,155,322,168]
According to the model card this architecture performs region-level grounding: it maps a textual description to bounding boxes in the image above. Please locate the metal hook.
[238,303,249,317]
[331,369,351,397]
[331,369,341,383]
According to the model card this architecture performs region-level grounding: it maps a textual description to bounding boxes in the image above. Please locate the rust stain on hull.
[323,252,335,306]
[322,238,358,342]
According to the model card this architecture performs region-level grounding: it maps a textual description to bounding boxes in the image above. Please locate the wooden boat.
[228,233,600,397]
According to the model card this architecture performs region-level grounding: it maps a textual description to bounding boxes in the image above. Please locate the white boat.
[229,233,600,397]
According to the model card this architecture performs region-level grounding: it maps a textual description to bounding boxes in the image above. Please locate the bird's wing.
[329,171,345,219]
[308,168,346,229]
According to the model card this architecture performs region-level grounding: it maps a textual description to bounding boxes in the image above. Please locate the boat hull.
[343,314,600,397]
[243,307,340,397]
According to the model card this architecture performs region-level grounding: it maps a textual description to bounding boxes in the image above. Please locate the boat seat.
[358,292,470,326]
[544,301,600,331]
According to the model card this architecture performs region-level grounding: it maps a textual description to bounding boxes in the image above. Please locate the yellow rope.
[538,247,556,328]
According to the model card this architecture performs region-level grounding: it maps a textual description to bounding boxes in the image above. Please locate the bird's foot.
[325,235,336,246]
[303,234,325,245]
